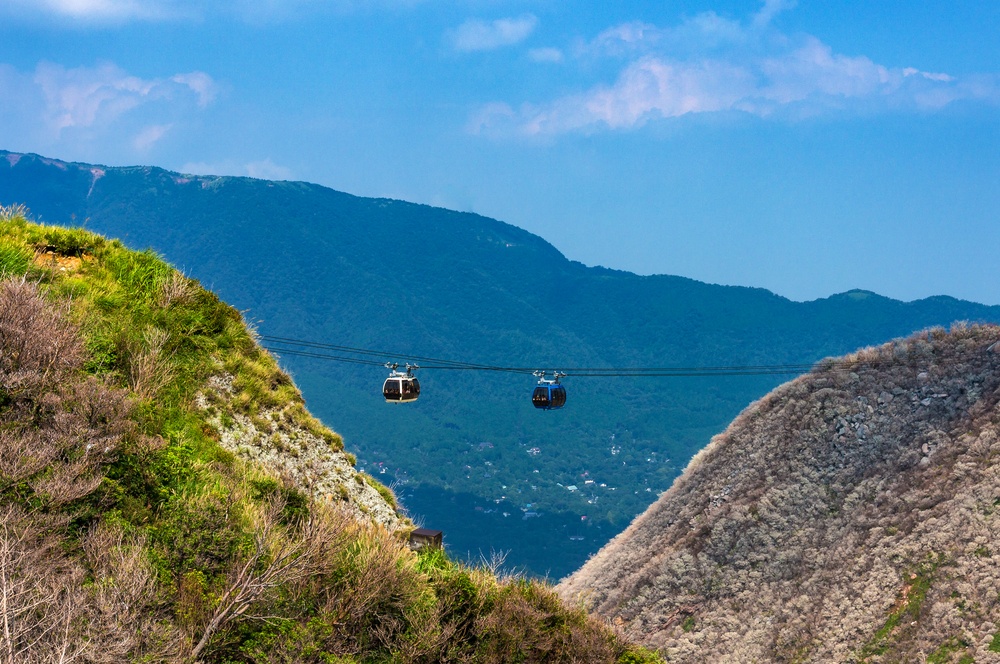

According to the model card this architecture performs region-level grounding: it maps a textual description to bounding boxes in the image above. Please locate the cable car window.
[551,386,566,408]
[532,387,549,407]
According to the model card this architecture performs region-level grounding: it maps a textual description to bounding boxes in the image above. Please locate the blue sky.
[1,0,998,305]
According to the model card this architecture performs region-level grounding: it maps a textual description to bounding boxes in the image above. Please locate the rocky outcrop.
[197,373,402,529]
[558,324,1000,662]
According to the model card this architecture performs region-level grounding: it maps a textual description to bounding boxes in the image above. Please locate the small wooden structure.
[407,528,443,551]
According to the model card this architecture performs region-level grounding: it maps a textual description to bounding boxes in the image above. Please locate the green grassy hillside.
[3,150,999,578]
[0,206,659,663]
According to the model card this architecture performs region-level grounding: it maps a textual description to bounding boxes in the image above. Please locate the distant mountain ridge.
[2,149,999,578]
[558,324,1000,662]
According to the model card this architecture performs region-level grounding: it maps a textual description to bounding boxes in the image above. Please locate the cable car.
[532,371,566,410]
[383,363,420,403]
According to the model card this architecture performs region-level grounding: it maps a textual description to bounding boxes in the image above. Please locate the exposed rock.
[197,373,401,530]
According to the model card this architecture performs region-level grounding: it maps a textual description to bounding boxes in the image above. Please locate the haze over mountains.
[3,149,999,578]
[559,325,1000,662]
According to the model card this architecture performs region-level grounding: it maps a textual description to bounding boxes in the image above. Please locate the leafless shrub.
[0,278,83,394]
[559,324,1000,662]
[0,429,61,489]
[4,376,131,506]
[299,511,430,658]
[124,326,174,400]
[480,548,515,581]
[0,509,181,664]
[0,276,136,509]
[158,272,195,308]
[0,506,89,664]
[28,459,104,509]
[187,496,335,661]
[81,524,183,662]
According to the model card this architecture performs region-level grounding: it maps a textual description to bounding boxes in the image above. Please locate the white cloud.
[467,101,517,135]
[171,72,216,107]
[1,0,426,23]
[2,0,194,21]
[529,47,564,64]
[245,158,292,180]
[473,2,1000,136]
[453,14,538,52]
[133,123,172,151]
[30,62,216,135]
[752,0,795,29]
[0,60,216,157]
[180,158,294,181]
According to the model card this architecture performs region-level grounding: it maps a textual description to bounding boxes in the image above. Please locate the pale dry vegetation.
[559,324,1000,663]
[0,280,176,661]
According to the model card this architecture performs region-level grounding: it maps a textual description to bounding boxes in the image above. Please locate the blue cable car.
[383,363,420,403]
[532,371,566,410]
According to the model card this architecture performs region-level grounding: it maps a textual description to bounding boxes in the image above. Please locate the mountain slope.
[0,207,660,663]
[3,149,1000,578]
[558,324,1000,662]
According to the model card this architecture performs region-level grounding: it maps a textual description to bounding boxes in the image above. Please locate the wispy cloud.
[180,158,294,180]
[2,0,195,22]
[452,14,538,52]
[133,123,172,151]
[31,62,215,134]
[0,60,216,155]
[752,0,795,29]
[246,158,292,180]
[472,2,1000,136]
[170,72,216,107]
[1,0,425,23]
[529,47,564,64]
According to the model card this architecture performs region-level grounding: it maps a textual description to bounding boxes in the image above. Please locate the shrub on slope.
[0,206,660,663]
[559,324,1000,663]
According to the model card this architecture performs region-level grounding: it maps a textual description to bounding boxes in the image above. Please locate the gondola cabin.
[532,371,566,410]
[383,364,420,403]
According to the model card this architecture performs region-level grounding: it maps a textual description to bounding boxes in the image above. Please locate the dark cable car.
[531,371,566,410]
[383,363,420,403]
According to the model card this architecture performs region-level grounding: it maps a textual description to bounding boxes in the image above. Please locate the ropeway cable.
[259,333,992,379]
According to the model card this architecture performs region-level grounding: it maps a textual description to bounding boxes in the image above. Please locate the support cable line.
[260,332,997,407]
[260,335,523,372]
[259,333,957,378]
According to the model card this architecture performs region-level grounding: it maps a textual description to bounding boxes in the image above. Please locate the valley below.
[4,149,1000,581]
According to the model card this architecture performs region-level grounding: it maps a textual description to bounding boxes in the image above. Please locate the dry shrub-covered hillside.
[558,324,1000,663]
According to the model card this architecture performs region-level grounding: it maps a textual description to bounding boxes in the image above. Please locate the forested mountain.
[558,324,1000,663]
[3,149,999,578]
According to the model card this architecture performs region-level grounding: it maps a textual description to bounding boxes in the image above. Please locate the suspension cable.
[260,333,986,379]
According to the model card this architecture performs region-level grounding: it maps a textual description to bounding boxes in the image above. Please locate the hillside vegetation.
[0,206,659,663]
[4,150,1000,577]
[559,324,1000,662]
